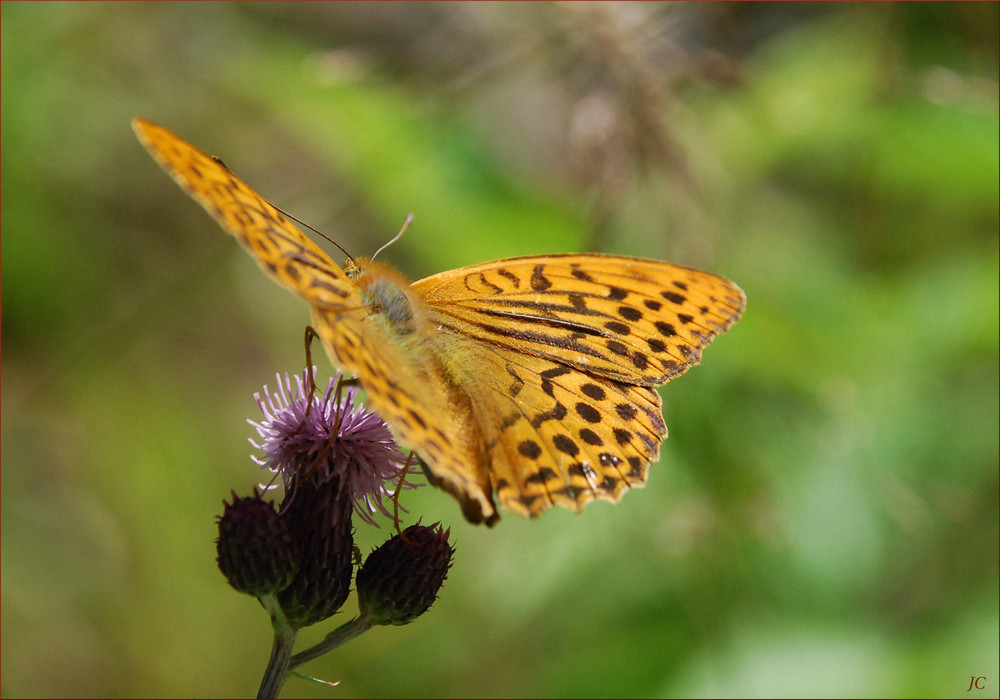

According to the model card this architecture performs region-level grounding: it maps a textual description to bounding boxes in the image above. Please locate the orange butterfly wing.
[411,256,745,517]
[132,118,355,308]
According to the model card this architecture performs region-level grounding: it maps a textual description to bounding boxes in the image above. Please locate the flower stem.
[288,616,373,669]
[257,595,297,699]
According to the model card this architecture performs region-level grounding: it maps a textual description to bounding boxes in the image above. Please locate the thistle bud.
[275,474,356,629]
[216,493,300,597]
[357,523,455,626]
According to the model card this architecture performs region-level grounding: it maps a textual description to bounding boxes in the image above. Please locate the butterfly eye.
[344,259,362,279]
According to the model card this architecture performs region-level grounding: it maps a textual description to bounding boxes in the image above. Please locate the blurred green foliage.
[2,3,997,698]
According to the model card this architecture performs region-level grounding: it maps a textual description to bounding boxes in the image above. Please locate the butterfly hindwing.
[448,339,667,518]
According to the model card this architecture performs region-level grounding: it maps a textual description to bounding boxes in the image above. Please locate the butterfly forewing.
[412,255,746,385]
[132,118,356,309]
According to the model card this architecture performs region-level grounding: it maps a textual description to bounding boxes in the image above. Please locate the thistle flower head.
[248,368,419,526]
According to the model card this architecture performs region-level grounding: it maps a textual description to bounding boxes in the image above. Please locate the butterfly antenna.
[271,201,357,267]
[201,154,354,265]
[371,214,414,262]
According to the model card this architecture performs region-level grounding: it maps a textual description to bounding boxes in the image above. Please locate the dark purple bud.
[216,493,300,597]
[356,523,455,626]
[275,475,355,629]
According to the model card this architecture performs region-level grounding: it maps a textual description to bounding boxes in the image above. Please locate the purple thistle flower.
[248,368,419,526]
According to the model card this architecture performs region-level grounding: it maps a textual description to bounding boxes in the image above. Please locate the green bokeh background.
[2,2,997,698]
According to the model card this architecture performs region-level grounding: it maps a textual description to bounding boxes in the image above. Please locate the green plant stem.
[289,616,374,669]
[257,595,297,699]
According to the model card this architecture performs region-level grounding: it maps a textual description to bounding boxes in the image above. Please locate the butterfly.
[132,118,745,526]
